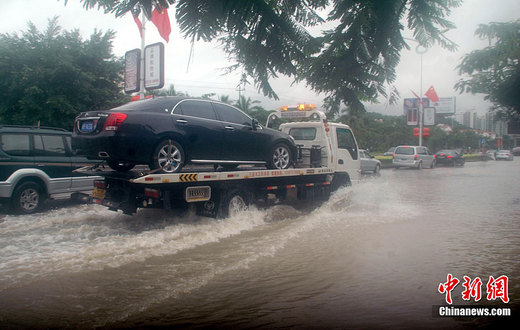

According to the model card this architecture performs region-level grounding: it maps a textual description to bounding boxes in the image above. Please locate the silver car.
[359,149,381,174]
[392,145,436,169]
[495,150,513,161]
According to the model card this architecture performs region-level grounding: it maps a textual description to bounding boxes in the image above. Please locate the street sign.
[124,49,140,94]
[144,42,165,90]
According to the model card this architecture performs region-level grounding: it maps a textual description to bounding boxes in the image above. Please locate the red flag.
[425,85,439,102]
[151,8,171,42]
[133,13,143,38]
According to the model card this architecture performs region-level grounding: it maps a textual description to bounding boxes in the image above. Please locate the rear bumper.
[72,132,146,162]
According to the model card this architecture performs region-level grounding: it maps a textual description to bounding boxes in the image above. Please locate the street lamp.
[415,44,428,146]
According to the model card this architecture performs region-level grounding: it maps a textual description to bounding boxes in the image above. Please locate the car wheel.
[269,143,292,169]
[12,181,44,214]
[417,161,422,170]
[107,159,135,172]
[374,164,380,174]
[430,160,436,169]
[218,189,250,218]
[151,139,184,173]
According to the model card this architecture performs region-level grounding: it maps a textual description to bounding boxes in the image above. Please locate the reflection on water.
[0,160,518,328]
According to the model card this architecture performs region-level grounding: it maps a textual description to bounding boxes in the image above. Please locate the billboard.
[429,97,456,114]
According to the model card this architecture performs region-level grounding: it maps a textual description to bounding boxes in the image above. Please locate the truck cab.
[267,104,360,186]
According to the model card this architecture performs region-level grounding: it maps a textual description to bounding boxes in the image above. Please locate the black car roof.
[111,96,188,112]
[0,125,70,135]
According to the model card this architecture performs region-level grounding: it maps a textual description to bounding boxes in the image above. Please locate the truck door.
[334,127,360,181]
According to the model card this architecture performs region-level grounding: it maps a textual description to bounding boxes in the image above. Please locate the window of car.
[213,103,252,126]
[0,133,31,156]
[34,134,67,156]
[288,127,317,140]
[336,128,358,160]
[175,100,217,120]
[395,147,414,155]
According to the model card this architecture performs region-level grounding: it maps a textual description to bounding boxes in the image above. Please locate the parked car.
[486,150,497,160]
[435,149,465,166]
[359,149,381,174]
[512,146,520,156]
[392,145,436,169]
[495,150,513,161]
[0,125,99,213]
[383,147,396,156]
[72,97,297,173]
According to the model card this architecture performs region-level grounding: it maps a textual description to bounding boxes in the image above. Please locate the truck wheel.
[151,139,184,173]
[107,159,135,172]
[269,143,292,169]
[218,189,250,218]
[12,181,45,214]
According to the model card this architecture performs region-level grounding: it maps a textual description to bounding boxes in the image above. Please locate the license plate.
[91,187,106,200]
[80,121,94,132]
[185,186,211,202]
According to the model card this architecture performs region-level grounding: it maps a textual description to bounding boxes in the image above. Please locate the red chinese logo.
[438,274,509,304]
[438,273,460,304]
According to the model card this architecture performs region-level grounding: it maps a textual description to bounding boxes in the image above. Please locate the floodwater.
[1,159,519,328]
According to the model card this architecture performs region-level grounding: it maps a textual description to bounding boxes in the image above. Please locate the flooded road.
[1,159,518,328]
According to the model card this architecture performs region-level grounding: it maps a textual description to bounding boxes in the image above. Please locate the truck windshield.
[289,128,316,140]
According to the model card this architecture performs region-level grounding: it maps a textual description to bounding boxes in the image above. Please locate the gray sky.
[1,0,519,116]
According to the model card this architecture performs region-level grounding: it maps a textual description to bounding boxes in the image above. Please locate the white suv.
[392,145,436,169]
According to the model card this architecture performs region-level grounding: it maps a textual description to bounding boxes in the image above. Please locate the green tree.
[0,17,126,130]
[76,0,460,113]
[455,20,520,117]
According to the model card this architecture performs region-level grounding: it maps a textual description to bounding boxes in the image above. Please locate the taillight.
[414,154,418,159]
[103,113,127,131]
[94,180,107,189]
[447,155,453,159]
[392,154,395,158]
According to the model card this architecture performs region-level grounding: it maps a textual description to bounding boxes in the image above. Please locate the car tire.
[269,143,292,170]
[11,181,45,214]
[107,159,135,172]
[374,164,380,174]
[430,160,436,169]
[150,139,184,173]
[417,161,422,170]
[218,189,250,218]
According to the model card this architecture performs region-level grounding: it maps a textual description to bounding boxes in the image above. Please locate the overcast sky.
[1,0,519,116]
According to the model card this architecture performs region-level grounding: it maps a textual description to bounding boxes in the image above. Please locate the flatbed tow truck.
[77,104,360,218]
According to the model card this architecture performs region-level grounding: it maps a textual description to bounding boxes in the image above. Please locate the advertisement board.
[429,97,456,114]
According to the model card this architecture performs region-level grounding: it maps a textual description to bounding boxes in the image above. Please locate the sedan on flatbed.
[72,97,297,173]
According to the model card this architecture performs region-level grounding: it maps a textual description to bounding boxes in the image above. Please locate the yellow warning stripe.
[179,173,198,182]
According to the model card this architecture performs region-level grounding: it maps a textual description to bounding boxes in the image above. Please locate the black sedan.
[434,149,465,166]
[72,97,297,173]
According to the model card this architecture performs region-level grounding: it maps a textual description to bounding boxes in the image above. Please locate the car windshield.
[395,147,414,155]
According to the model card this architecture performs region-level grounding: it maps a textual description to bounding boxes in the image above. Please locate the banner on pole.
[144,42,165,90]
[124,49,141,94]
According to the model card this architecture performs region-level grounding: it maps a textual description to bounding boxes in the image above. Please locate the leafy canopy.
[455,20,520,118]
[75,0,460,113]
[0,17,127,129]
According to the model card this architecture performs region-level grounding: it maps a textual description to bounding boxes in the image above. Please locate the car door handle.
[176,119,188,124]
[224,126,235,131]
